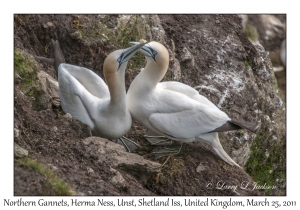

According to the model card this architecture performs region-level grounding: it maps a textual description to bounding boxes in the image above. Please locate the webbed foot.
[113,136,139,152]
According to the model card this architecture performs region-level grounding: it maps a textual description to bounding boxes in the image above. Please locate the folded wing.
[149,98,230,139]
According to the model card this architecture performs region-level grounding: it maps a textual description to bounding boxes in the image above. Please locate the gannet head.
[130,41,169,70]
[104,42,146,78]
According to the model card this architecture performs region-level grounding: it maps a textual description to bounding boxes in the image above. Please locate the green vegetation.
[70,15,149,71]
[14,48,39,96]
[245,24,258,42]
[71,15,148,47]
[244,60,251,71]
[14,48,49,110]
[113,15,149,48]
[16,157,73,196]
[245,132,286,195]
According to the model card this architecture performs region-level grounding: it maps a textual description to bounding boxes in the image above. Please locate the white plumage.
[35,39,146,152]
[128,41,257,166]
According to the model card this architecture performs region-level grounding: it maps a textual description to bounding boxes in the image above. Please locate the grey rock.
[110,170,126,188]
[82,137,161,183]
[14,128,20,139]
[63,113,73,120]
[37,70,60,108]
[87,167,94,174]
[196,163,206,173]
[14,143,28,158]
[70,31,82,40]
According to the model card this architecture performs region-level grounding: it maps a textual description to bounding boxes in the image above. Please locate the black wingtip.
[34,39,65,78]
[34,56,54,66]
[230,120,258,133]
[51,39,65,76]
[208,120,258,134]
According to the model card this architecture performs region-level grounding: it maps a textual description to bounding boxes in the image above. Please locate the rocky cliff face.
[14,14,285,196]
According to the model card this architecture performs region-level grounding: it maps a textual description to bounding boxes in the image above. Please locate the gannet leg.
[144,135,173,145]
[114,136,139,153]
[143,130,173,146]
[152,143,186,159]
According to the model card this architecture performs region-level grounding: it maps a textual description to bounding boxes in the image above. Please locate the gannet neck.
[103,42,146,106]
[129,41,169,88]
[105,64,127,106]
[135,55,168,91]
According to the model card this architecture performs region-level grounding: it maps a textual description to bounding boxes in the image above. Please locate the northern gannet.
[127,41,257,166]
[35,39,146,152]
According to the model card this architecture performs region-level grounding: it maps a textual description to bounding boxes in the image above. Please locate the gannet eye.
[144,45,158,62]
[152,50,158,56]
[117,53,123,63]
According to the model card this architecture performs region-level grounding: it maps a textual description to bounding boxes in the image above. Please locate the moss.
[16,157,73,195]
[70,15,149,70]
[113,15,149,48]
[14,48,39,96]
[128,53,146,69]
[270,63,280,92]
[245,24,258,42]
[153,155,185,184]
[245,132,286,195]
[14,48,49,110]
[244,60,251,71]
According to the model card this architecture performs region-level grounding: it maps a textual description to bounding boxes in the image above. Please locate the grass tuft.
[16,157,73,196]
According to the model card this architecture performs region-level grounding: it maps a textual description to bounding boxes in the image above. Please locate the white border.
[2,0,299,209]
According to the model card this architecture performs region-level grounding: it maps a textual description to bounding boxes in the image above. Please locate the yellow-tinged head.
[129,41,169,71]
[103,42,147,79]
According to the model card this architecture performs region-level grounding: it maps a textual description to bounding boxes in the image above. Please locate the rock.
[63,113,73,120]
[47,164,59,171]
[82,137,161,183]
[87,167,94,174]
[232,142,251,166]
[37,71,60,108]
[70,31,82,40]
[13,14,285,196]
[110,170,126,188]
[43,22,54,28]
[14,128,20,138]
[280,39,286,66]
[14,143,28,158]
[196,163,206,173]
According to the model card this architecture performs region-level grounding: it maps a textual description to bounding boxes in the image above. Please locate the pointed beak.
[129,41,141,47]
[129,41,154,59]
[120,42,147,64]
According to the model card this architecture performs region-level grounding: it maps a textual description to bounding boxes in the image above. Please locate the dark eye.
[152,50,158,56]
[117,53,123,63]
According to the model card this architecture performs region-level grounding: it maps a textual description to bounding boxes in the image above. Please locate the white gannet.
[127,41,257,166]
[35,39,146,152]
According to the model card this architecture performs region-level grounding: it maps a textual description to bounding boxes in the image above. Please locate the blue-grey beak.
[117,42,147,69]
[129,41,157,61]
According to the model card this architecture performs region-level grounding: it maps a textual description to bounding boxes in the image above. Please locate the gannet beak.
[129,41,141,46]
[129,41,157,61]
[118,42,147,66]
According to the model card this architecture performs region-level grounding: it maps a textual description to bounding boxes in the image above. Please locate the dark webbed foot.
[144,130,173,146]
[152,143,186,159]
[113,136,139,152]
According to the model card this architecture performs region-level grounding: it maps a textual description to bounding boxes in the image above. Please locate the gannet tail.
[210,133,241,167]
